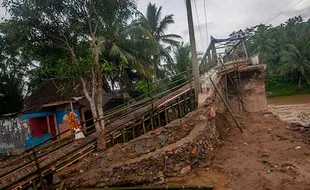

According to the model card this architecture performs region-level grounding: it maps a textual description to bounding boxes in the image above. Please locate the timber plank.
[1,82,192,189]
[20,167,29,176]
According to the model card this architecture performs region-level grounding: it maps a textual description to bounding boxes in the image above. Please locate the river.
[166,94,310,189]
[268,94,310,126]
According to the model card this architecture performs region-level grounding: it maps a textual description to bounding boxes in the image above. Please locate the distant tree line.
[246,16,310,93]
[0,0,193,149]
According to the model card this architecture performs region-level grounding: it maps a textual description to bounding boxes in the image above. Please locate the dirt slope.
[168,113,310,190]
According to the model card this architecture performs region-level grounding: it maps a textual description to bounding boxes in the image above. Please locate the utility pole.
[186,0,200,101]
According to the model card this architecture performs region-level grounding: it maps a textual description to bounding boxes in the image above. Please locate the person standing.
[64,108,85,140]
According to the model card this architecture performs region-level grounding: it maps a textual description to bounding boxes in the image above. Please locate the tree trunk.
[93,41,106,150]
[80,77,101,133]
[96,102,106,150]
[89,99,101,133]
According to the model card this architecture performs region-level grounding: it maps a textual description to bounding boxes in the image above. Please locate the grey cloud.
[283,5,310,20]
[0,4,6,19]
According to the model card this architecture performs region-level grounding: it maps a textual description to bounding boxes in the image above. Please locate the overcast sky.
[137,0,310,52]
[0,0,309,52]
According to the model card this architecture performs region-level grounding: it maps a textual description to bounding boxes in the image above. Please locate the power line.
[203,0,209,46]
[264,0,296,22]
[193,0,204,49]
[265,0,304,24]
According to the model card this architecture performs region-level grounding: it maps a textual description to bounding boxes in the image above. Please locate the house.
[22,77,125,149]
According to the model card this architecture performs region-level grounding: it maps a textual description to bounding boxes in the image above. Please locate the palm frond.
[161,34,182,40]
[146,3,158,32]
[109,43,128,64]
[161,38,180,47]
[155,6,162,29]
[156,14,174,36]
[158,44,173,64]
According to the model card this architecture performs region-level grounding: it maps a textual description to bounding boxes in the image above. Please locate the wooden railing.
[0,37,236,189]
[0,72,197,190]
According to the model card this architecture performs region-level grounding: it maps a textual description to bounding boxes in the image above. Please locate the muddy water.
[268,94,310,126]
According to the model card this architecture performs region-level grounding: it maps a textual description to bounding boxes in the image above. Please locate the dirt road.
[168,113,310,190]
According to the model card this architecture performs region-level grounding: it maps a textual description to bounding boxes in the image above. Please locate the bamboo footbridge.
[0,35,257,189]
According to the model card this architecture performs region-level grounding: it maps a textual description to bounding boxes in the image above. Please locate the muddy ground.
[59,111,310,190]
[167,113,310,190]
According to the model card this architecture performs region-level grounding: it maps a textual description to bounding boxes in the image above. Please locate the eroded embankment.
[62,95,221,188]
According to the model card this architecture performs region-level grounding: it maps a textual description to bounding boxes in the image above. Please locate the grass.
[266,82,310,97]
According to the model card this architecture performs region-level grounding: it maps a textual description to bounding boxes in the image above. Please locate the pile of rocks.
[65,102,221,188]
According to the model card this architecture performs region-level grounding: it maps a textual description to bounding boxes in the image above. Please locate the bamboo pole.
[157,113,161,128]
[219,60,247,112]
[210,77,243,133]
[177,97,181,118]
[122,130,126,142]
[85,185,213,190]
[142,117,146,134]
[164,106,168,125]
[32,150,43,188]
[132,126,136,139]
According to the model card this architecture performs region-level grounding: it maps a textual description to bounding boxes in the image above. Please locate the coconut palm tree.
[137,3,182,80]
[100,20,158,90]
[168,43,191,75]
[279,23,310,88]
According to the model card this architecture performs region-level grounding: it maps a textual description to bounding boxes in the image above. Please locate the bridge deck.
[0,83,192,190]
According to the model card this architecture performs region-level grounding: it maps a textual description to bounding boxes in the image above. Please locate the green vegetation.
[246,16,310,96]
[1,0,307,147]
[266,78,310,97]
[0,0,192,148]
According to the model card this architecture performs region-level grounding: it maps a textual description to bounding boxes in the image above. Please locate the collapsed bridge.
[0,34,267,189]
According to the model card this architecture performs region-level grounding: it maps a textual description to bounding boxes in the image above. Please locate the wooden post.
[123,130,126,142]
[190,91,195,111]
[53,115,59,139]
[220,60,247,112]
[157,112,161,128]
[81,107,87,133]
[151,116,154,130]
[32,150,43,188]
[184,93,188,114]
[186,0,200,101]
[132,126,135,138]
[241,38,250,60]
[47,115,51,135]
[164,106,168,125]
[225,74,228,102]
[236,65,244,112]
[210,77,243,133]
[177,97,181,118]
[142,117,146,134]
[111,135,114,145]
[172,104,176,120]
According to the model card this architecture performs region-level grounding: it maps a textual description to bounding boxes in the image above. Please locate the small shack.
[21,78,125,149]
